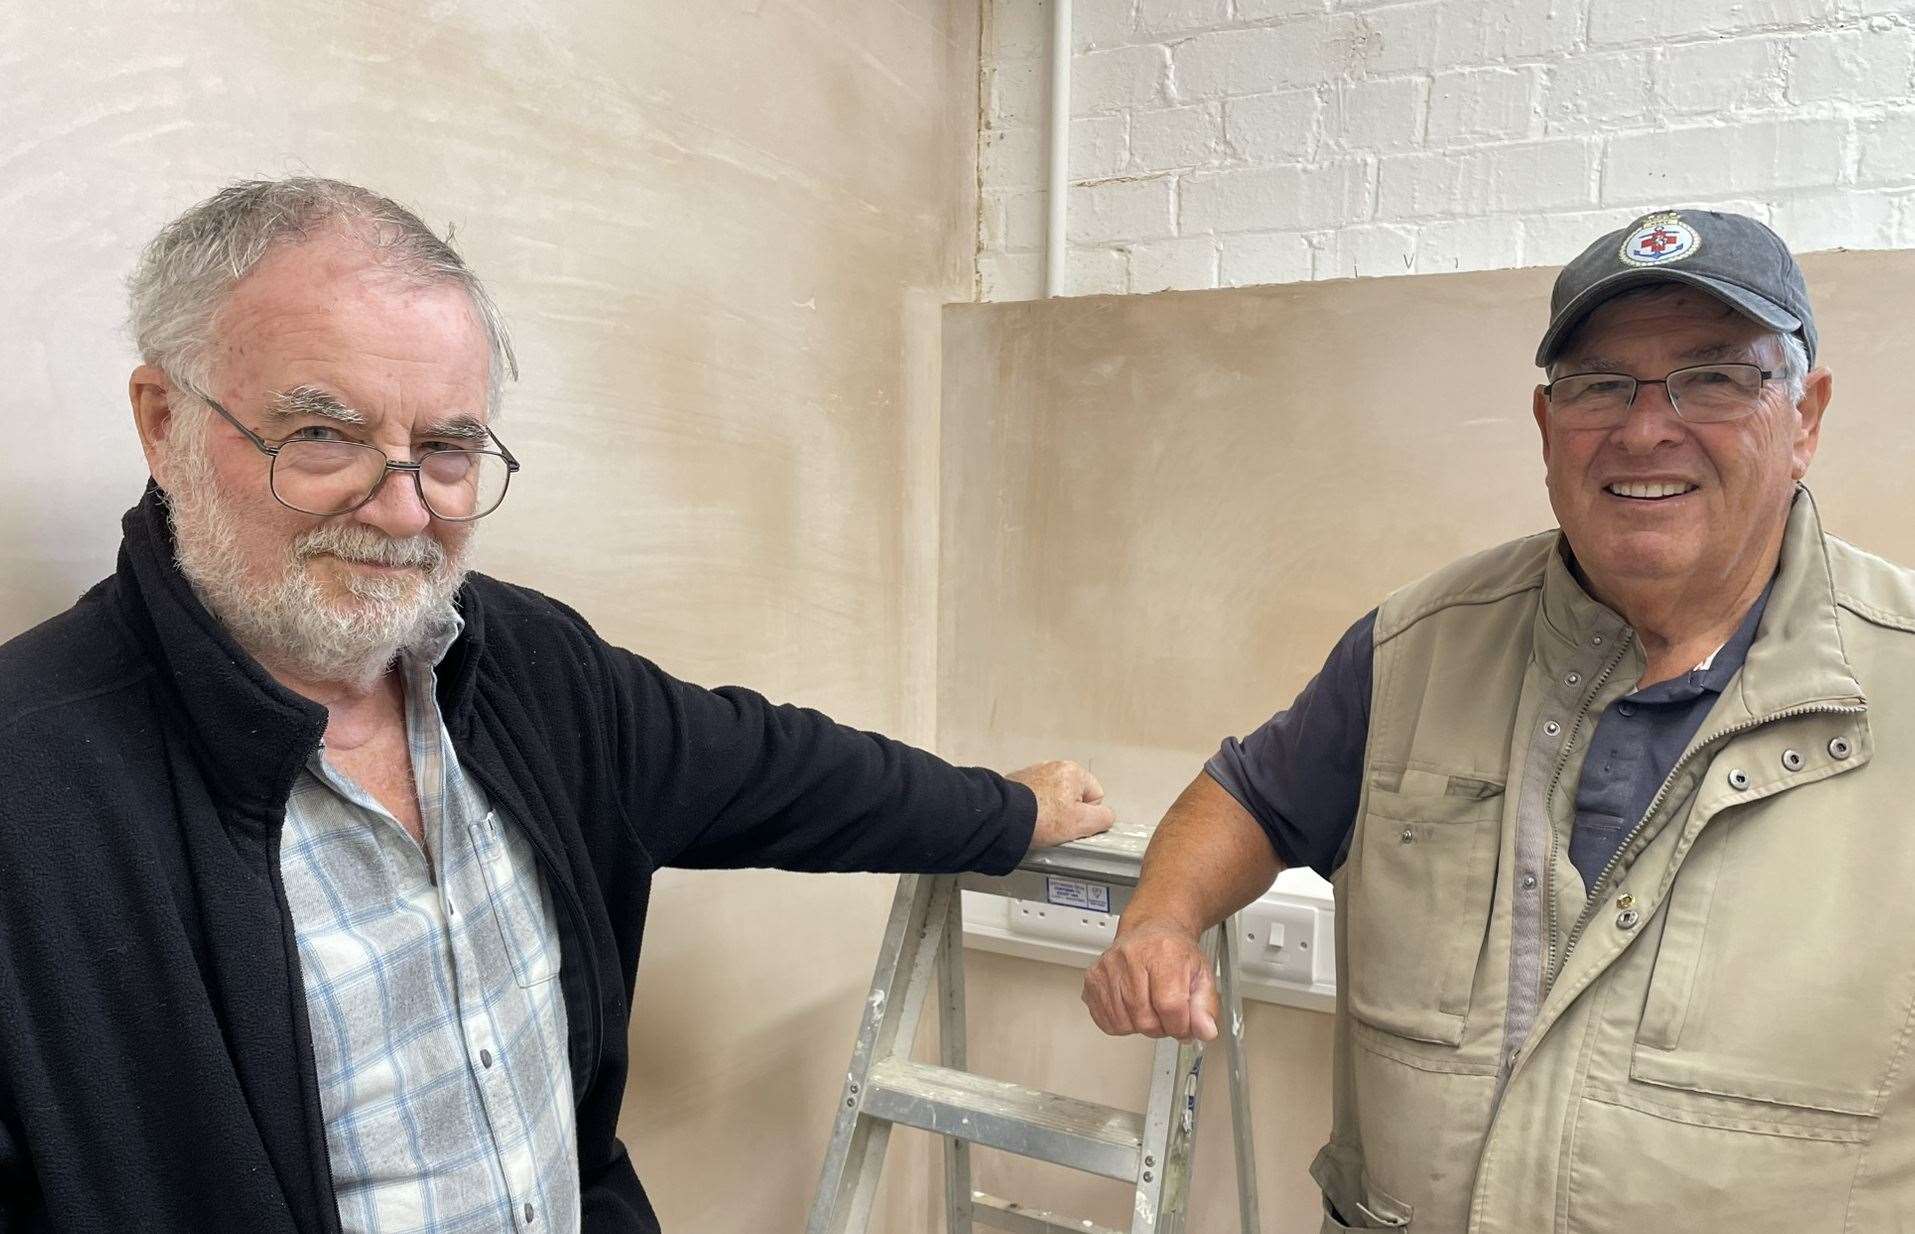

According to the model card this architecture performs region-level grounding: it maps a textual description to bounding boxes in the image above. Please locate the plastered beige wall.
[2,3,978,1230]
[936,248,1915,1233]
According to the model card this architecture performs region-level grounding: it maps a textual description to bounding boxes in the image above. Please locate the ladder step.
[859,1058,1143,1181]
[970,1191,1123,1234]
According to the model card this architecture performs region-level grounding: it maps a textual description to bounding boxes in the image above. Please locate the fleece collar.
[110,481,489,826]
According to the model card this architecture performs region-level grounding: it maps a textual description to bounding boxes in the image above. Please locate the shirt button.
[524,1203,536,1224]
[481,1049,494,1069]
[1617,702,1636,717]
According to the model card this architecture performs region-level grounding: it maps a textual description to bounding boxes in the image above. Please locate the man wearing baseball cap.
[1082,210,1915,1229]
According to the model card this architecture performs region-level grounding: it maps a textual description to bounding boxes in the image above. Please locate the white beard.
[163,409,469,688]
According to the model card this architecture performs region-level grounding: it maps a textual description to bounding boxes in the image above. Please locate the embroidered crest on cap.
[1619,213,1700,266]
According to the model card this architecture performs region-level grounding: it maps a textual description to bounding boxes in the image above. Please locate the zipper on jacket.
[1541,631,1634,991]
[1547,699,1864,988]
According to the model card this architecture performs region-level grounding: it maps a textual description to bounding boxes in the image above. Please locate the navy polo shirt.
[1207,584,1771,892]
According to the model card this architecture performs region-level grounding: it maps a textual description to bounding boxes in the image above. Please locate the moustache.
[295,525,448,572]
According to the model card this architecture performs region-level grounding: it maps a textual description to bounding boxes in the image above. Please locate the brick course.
[979,0,1915,299]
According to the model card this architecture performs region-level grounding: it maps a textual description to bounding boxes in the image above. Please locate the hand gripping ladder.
[807,827,1262,1234]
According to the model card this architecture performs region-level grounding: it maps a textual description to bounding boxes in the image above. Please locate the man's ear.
[1533,384,1552,469]
[130,364,181,483]
[1790,368,1832,481]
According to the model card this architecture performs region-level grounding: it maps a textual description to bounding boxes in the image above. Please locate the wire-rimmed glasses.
[177,381,520,521]
[1543,363,1777,431]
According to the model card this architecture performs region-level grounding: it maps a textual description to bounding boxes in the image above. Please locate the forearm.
[1118,770,1282,938]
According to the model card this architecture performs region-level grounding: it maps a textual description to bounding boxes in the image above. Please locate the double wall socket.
[1003,894,1326,990]
[1009,897,1119,949]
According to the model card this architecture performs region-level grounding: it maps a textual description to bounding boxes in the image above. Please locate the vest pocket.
[1311,1147,1413,1230]
[1631,812,1910,1127]
[1346,774,1504,1046]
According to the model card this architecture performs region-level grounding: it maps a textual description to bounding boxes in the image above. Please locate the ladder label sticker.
[1045,875,1111,914]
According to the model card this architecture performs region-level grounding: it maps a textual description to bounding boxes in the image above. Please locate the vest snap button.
[1617,908,1641,930]
[1521,873,1538,890]
[1829,736,1853,759]
[1727,768,1751,790]
[1592,635,1604,646]
[1544,720,1562,737]
[1616,893,1635,910]
[1781,748,1804,772]
[1400,826,1415,844]
[1565,672,1581,686]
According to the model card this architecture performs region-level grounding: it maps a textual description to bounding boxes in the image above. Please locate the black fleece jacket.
[0,486,1036,1233]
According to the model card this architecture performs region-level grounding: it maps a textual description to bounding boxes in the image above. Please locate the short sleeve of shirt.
[1203,609,1377,879]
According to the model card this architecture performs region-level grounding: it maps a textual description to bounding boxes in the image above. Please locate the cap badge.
[1620,213,1700,266]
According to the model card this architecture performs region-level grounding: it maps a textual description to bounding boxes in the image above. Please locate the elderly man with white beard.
[0,178,1111,1234]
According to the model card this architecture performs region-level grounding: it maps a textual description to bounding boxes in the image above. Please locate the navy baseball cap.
[1535,209,1817,369]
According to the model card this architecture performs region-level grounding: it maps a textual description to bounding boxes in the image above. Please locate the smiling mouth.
[1605,481,1698,501]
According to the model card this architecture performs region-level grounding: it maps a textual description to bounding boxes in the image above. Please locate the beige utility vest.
[1314,490,1915,1233]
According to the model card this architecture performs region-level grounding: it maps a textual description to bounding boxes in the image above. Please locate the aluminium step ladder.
[807,826,1262,1234]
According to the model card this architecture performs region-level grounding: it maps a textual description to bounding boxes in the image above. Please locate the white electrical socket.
[1008,897,1119,949]
[964,883,1337,1013]
[1239,901,1319,986]
[998,893,1328,994]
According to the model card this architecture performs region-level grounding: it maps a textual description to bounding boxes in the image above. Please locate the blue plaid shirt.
[280,615,579,1234]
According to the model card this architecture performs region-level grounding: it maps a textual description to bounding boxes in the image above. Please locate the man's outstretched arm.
[1081,770,1280,1042]
[568,615,1109,873]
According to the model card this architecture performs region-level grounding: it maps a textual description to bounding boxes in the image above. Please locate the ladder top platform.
[1013,822,1155,884]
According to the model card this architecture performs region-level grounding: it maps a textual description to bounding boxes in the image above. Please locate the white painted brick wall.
[978,0,1915,300]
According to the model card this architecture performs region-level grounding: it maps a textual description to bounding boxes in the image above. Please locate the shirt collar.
[406,606,466,672]
[1626,578,1773,705]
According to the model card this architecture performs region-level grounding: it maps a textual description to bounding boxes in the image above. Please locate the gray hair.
[128,177,517,412]
[1773,331,1809,402]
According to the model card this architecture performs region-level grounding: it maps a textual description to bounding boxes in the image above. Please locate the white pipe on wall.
[1044,0,1071,296]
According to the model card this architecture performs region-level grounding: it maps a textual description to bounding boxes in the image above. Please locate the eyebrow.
[417,414,493,443]
[1556,343,1761,375]
[1677,342,1760,364]
[263,385,491,442]
[263,385,365,426]
[1555,355,1628,375]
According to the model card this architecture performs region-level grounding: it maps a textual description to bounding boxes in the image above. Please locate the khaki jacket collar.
[1532,486,1866,727]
